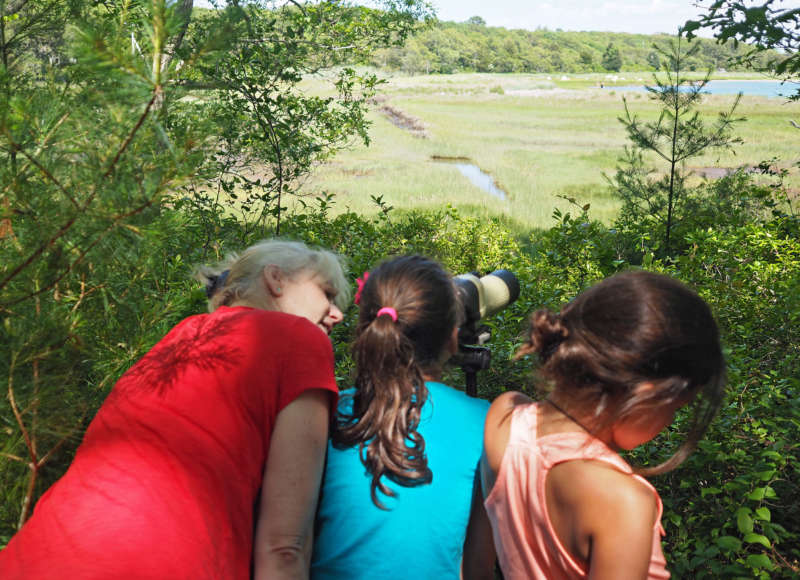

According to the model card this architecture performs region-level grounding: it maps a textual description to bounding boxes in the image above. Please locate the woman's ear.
[263,266,283,297]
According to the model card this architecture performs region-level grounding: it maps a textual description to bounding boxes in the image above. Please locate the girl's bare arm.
[547,460,658,580]
[461,469,496,580]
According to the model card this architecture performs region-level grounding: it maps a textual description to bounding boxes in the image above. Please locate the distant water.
[610,80,800,99]
[452,163,507,200]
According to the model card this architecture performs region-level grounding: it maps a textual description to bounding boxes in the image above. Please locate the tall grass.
[298,73,800,229]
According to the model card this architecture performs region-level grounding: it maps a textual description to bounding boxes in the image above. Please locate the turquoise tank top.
[311,381,489,579]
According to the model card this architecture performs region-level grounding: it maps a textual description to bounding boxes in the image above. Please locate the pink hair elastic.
[354,271,369,305]
[376,307,398,322]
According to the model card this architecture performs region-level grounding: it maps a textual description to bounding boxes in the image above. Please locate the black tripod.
[456,323,493,397]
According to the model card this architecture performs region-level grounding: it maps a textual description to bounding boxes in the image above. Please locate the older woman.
[0,240,348,580]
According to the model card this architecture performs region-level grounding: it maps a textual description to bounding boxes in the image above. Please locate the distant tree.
[684,0,800,99]
[466,15,486,26]
[608,38,743,256]
[601,42,622,71]
[370,23,785,75]
[647,50,661,69]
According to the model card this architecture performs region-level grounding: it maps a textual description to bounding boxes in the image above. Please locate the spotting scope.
[453,269,520,396]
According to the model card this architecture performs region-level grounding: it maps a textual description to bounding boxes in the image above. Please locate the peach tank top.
[484,403,670,579]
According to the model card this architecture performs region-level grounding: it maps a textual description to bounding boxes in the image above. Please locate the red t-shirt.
[0,306,338,579]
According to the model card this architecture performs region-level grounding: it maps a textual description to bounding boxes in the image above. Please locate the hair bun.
[204,269,230,299]
[515,309,568,361]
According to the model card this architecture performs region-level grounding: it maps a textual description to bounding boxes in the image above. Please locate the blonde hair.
[195,239,350,312]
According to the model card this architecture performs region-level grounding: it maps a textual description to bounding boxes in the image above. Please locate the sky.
[429,0,715,35]
[194,1,800,36]
[194,0,727,35]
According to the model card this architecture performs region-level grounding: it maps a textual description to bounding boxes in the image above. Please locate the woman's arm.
[461,468,496,580]
[253,389,333,580]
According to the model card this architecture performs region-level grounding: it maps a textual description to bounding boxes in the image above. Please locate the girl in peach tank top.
[471,271,727,580]
[484,402,669,579]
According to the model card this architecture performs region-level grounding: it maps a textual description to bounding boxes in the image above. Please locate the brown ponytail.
[333,255,460,508]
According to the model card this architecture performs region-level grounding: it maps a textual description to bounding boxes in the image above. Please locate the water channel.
[610,79,800,99]
[433,157,507,200]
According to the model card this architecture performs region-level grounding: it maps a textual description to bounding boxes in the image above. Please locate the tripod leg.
[466,369,477,397]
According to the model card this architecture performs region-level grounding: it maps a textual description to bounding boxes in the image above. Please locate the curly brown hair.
[332,255,460,508]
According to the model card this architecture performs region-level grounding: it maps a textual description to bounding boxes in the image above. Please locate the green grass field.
[297,72,800,230]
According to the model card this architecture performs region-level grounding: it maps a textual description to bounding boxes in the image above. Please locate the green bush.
[3,188,799,577]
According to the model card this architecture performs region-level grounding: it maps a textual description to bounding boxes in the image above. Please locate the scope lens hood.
[490,269,521,304]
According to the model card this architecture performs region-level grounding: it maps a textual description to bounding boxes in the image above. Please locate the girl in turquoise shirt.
[311,255,494,579]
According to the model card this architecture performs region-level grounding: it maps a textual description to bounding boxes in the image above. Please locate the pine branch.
[0,87,161,296]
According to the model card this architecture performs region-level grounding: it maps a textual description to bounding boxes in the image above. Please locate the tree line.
[369,19,785,75]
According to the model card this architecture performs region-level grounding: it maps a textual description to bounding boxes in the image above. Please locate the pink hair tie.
[354,271,369,305]
[376,307,398,322]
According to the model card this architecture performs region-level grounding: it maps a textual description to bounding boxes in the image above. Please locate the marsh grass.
[295,72,800,229]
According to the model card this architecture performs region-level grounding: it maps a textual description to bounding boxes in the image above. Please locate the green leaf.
[754,507,771,522]
[736,508,754,534]
[715,536,742,551]
[743,533,771,548]
[745,554,774,570]
[756,469,776,481]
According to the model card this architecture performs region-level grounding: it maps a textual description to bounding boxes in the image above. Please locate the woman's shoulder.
[217,305,304,326]
[219,307,329,342]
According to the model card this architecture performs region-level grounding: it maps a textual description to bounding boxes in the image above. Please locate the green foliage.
[371,21,782,75]
[608,37,743,256]
[1,0,431,537]
[176,0,432,237]
[647,50,661,70]
[0,0,208,524]
[684,0,800,99]
[647,213,800,578]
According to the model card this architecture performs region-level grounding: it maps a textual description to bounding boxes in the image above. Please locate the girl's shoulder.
[485,391,534,431]
[547,459,660,571]
[483,391,535,474]
[550,458,657,512]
